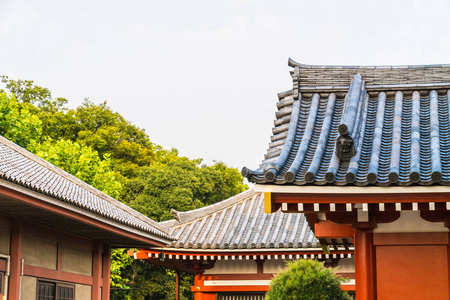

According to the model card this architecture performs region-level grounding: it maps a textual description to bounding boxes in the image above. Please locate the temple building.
[134,189,355,299]
[242,59,450,299]
[0,135,173,300]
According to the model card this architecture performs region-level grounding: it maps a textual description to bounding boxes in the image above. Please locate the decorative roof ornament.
[335,74,365,162]
[335,135,355,162]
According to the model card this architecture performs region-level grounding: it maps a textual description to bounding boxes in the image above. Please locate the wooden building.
[134,189,355,299]
[242,59,450,299]
[0,136,173,300]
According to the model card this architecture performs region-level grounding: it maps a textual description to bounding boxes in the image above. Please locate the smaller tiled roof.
[0,136,171,240]
[162,189,320,249]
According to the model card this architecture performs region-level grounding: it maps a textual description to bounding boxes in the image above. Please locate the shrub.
[266,259,351,300]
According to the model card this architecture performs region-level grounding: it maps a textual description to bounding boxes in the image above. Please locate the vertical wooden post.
[9,219,22,300]
[175,270,180,300]
[354,229,375,300]
[91,242,102,300]
[102,244,111,300]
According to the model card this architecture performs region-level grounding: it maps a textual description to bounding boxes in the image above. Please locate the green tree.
[110,249,193,300]
[41,100,155,179]
[123,149,248,221]
[266,259,351,300]
[0,92,42,151]
[35,139,123,199]
[1,75,52,105]
[1,76,247,300]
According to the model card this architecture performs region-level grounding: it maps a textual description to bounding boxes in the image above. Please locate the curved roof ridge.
[288,58,450,70]
[169,189,255,224]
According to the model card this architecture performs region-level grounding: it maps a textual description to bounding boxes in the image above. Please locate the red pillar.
[102,244,111,300]
[176,271,180,300]
[92,242,102,300]
[354,230,376,300]
[9,219,22,300]
[193,272,204,300]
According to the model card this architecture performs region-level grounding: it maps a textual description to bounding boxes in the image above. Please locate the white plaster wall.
[336,258,355,273]
[20,276,37,300]
[61,246,92,276]
[263,259,288,274]
[75,284,92,300]
[22,235,57,269]
[204,260,257,274]
[374,211,448,233]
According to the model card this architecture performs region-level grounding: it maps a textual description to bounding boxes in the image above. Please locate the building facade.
[243,60,450,299]
[134,189,355,299]
[0,136,173,300]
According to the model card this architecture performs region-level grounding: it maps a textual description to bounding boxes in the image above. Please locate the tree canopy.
[266,259,351,300]
[0,76,248,299]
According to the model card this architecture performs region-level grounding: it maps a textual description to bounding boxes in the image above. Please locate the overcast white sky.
[1,0,450,171]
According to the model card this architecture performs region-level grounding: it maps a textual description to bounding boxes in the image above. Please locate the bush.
[266,259,351,300]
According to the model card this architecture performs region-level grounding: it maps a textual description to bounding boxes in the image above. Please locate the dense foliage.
[0,76,248,299]
[266,259,351,300]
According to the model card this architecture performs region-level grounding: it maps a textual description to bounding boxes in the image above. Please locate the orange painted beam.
[191,285,270,292]
[134,251,150,259]
[136,249,353,258]
[341,285,356,291]
[315,220,356,238]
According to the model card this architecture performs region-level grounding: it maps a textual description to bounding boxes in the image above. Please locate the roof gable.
[0,135,171,240]
[162,190,320,250]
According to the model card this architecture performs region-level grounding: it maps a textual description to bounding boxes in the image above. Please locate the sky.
[1,0,450,173]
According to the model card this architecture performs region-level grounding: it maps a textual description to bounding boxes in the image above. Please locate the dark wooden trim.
[373,232,449,245]
[92,242,102,299]
[256,259,264,274]
[57,242,62,271]
[0,185,167,247]
[36,279,75,300]
[271,192,450,204]
[102,244,111,300]
[24,265,93,285]
[203,274,274,280]
[9,218,22,299]
[176,271,180,300]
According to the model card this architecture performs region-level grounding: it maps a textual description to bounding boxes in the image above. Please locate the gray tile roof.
[0,135,171,240]
[162,189,320,249]
[243,60,450,186]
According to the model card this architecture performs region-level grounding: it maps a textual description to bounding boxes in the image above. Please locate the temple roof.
[0,135,172,241]
[243,60,450,186]
[162,189,320,250]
